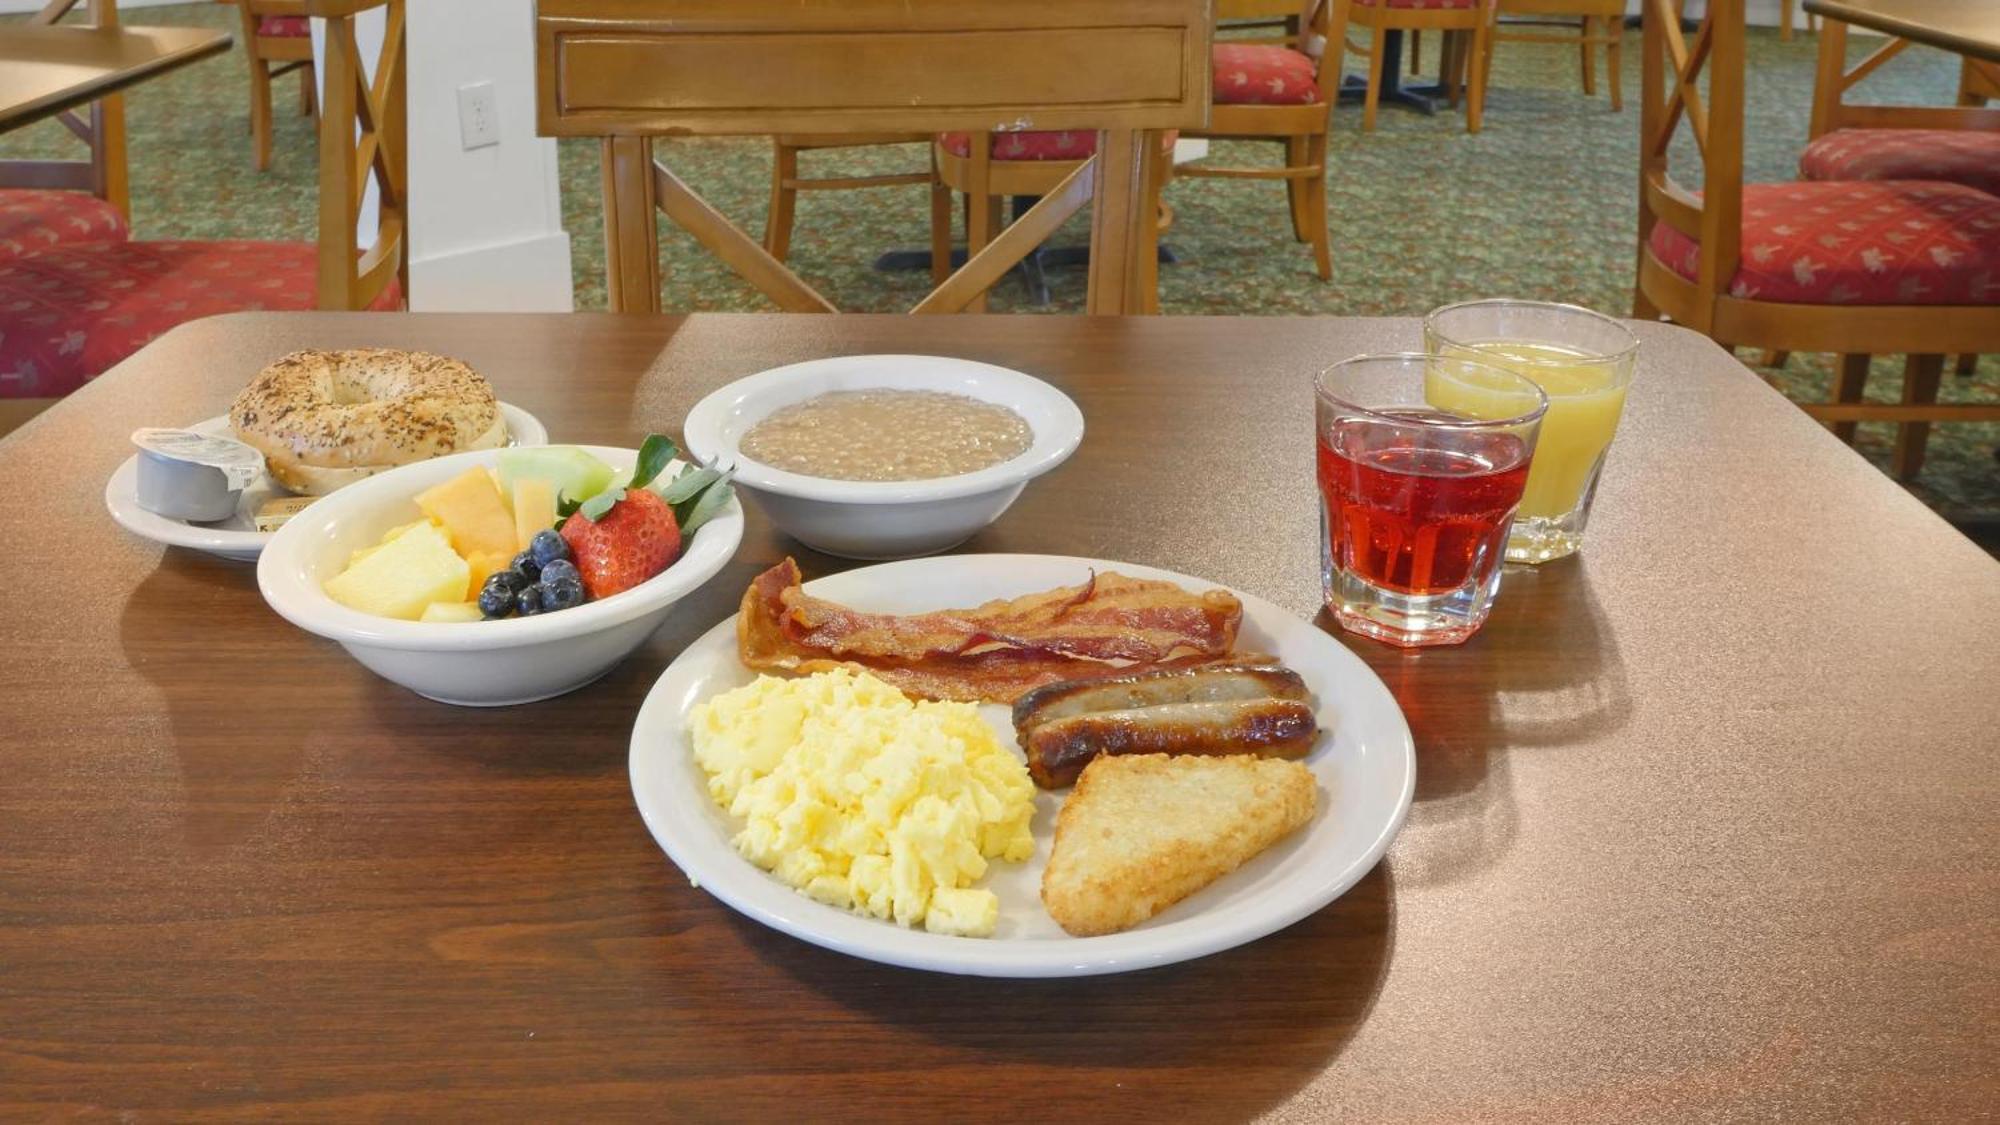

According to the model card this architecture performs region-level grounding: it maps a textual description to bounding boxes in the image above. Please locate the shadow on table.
[1326,559,1629,888]
[734,864,1396,1121]
[119,553,317,852]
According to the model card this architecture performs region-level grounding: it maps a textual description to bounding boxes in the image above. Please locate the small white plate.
[628,554,1415,978]
[104,403,547,562]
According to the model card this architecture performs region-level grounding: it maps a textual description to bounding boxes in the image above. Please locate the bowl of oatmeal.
[683,355,1084,559]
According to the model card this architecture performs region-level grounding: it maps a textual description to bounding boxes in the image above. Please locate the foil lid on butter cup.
[131,428,265,491]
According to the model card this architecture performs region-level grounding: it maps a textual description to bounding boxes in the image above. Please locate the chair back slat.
[534,0,1212,315]
[313,0,406,311]
[1640,0,1744,326]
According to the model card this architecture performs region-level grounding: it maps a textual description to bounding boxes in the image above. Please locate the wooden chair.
[228,0,317,172]
[1176,0,1346,280]
[931,130,1179,311]
[1803,18,2000,196]
[1484,0,1626,111]
[0,0,407,402]
[1779,0,1816,42]
[1633,0,2000,480]
[763,134,932,262]
[534,0,1213,317]
[1340,0,1497,133]
[0,0,130,264]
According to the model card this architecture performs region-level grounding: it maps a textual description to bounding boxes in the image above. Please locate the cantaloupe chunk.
[512,478,556,552]
[415,467,516,559]
[420,601,486,624]
[326,521,470,620]
[485,467,512,514]
[463,550,513,601]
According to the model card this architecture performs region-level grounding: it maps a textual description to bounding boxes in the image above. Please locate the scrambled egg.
[687,669,1035,937]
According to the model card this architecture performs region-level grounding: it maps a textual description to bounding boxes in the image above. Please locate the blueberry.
[511,550,542,582]
[539,558,580,588]
[530,529,570,567]
[540,573,585,611]
[477,572,525,618]
[515,584,546,616]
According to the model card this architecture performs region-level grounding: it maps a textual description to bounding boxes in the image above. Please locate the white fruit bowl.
[257,445,744,706]
[682,355,1084,560]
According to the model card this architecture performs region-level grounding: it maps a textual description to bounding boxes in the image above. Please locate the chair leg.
[1892,354,1945,479]
[764,141,798,261]
[1606,17,1624,112]
[1466,18,1492,134]
[929,172,952,288]
[1955,353,1978,375]
[249,62,274,172]
[966,181,994,315]
[1305,132,1332,282]
[1286,136,1310,242]
[1410,29,1423,75]
[1761,349,1790,368]
[1781,0,1794,41]
[1441,32,1463,107]
[1580,18,1596,97]
[299,63,315,116]
[1363,26,1387,133]
[1830,353,1869,444]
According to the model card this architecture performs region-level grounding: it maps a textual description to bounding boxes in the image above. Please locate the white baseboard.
[409,230,575,313]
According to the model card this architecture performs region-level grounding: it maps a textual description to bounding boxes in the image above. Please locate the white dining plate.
[628,554,1415,978]
[104,403,547,562]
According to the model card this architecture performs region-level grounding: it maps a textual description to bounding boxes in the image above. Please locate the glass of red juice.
[1316,353,1547,647]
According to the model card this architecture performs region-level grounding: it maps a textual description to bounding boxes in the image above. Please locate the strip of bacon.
[762,563,1241,665]
[736,559,1249,703]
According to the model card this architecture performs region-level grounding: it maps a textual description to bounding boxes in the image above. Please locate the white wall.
[401,0,572,311]
[307,0,572,312]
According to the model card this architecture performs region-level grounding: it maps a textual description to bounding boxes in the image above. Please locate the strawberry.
[560,488,682,600]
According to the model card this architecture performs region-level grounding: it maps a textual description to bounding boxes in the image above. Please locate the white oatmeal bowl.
[683,355,1084,559]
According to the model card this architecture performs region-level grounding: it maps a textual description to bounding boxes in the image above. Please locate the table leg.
[1337,30,1449,116]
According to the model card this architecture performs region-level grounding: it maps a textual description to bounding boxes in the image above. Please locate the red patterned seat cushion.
[1798,129,2000,197]
[1646,180,2000,305]
[0,190,128,264]
[0,241,401,399]
[938,130,1098,160]
[1213,44,1321,105]
[257,14,310,36]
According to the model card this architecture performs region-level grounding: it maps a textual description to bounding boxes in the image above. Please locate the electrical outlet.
[457,82,499,150]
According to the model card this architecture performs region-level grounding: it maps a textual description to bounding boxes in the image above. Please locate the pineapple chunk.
[415,467,516,559]
[512,478,557,553]
[325,521,470,620]
[348,519,433,568]
[420,601,486,624]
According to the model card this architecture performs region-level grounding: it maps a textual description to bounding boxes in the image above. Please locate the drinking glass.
[1423,299,1639,563]
[1316,353,1547,648]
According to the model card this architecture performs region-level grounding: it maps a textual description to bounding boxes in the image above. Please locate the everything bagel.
[229,349,504,495]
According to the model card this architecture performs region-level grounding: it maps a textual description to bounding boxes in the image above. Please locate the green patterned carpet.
[5,4,1995,533]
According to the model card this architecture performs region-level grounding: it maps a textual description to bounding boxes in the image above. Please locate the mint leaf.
[630,434,677,492]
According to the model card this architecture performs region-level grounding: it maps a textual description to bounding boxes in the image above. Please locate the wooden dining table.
[0,22,232,134]
[3,312,1995,1119]
[1803,0,2000,63]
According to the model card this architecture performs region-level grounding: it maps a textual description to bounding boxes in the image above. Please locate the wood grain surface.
[1803,0,2000,62]
[2,313,1995,1120]
[0,23,231,134]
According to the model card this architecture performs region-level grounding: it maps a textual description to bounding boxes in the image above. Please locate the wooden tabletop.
[3,313,1995,1119]
[0,23,232,134]
[1803,0,2000,62]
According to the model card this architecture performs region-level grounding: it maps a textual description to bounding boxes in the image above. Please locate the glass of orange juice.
[1423,300,1639,563]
